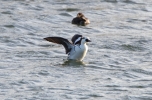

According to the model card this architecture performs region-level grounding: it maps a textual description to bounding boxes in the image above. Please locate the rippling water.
[0,0,152,100]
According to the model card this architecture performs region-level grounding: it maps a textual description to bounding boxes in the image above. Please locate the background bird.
[72,13,90,26]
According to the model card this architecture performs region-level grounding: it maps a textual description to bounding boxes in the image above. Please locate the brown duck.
[72,13,90,26]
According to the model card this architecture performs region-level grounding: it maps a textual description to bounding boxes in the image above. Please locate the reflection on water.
[62,59,86,66]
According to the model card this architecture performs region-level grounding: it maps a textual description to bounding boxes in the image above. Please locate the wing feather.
[44,37,73,54]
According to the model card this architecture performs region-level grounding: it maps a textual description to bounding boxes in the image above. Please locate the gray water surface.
[0,0,152,100]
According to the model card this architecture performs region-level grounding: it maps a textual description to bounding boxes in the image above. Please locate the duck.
[72,13,90,26]
[44,34,91,61]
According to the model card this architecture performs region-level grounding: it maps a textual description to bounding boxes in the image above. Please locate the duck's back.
[72,17,83,25]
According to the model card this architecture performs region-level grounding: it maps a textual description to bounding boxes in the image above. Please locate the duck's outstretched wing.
[44,37,73,54]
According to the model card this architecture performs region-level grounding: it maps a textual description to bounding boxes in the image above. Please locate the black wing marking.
[71,34,82,44]
[44,37,73,54]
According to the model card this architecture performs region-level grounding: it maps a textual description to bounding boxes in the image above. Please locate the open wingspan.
[44,37,73,54]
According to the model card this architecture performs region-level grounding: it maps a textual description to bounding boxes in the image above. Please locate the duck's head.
[77,13,84,18]
[81,37,91,44]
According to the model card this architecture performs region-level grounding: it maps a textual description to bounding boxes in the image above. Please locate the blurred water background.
[0,0,152,100]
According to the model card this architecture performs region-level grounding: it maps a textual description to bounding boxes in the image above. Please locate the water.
[0,0,152,100]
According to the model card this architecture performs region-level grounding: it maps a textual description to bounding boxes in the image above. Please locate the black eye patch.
[86,39,91,42]
[86,39,89,42]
